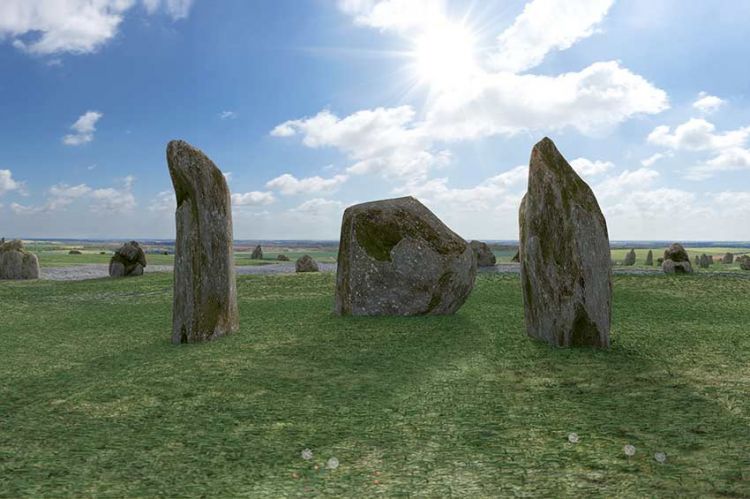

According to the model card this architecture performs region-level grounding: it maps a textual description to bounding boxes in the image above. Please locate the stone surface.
[469,240,496,267]
[277,254,290,261]
[518,138,611,348]
[645,249,653,266]
[657,257,664,265]
[334,196,476,316]
[109,241,147,277]
[723,252,734,264]
[699,254,710,269]
[295,254,319,273]
[167,139,239,344]
[0,239,40,280]
[251,245,263,260]
[664,243,690,263]
[663,259,692,274]
[624,249,636,266]
[741,257,750,271]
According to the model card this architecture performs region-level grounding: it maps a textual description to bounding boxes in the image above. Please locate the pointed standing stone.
[250,245,263,260]
[645,249,653,266]
[167,140,239,344]
[519,138,611,348]
[624,249,636,266]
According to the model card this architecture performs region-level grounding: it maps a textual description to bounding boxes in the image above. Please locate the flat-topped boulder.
[519,138,611,348]
[0,239,39,280]
[295,255,319,272]
[334,196,476,316]
[109,241,147,277]
[469,240,496,267]
[167,140,239,344]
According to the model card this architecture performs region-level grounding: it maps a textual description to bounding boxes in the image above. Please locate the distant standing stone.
[723,252,734,264]
[109,241,147,277]
[251,245,263,260]
[0,239,39,280]
[167,140,239,344]
[662,243,693,274]
[295,254,319,272]
[519,138,611,348]
[624,249,636,266]
[334,196,475,316]
[277,254,290,261]
[699,254,710,269]
[645,249,653,266]
[69,250,82,255]
[469,240,496,267]
[740,257,750,271]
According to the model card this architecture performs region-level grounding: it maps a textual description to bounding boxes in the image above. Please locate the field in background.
[1,272,749,497]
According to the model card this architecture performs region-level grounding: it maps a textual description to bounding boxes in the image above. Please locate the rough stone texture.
[250,245,263,260]
[723,252,734,264]
[699,254,710,269]
[645,250,653,266]
[295,255,319,273]
[0,239,40,280]
[519,138,611,348]
[657,257,664,265]
[167,140,239,344]
[741,257,750,271]
[109,241,147,277]
[511,250,520,263]
[469,240,496,267]
[624,249,636,266]
[664,243,690,263]
[663,259,692,274]
[334,196,476,316]
[277,254,290,261]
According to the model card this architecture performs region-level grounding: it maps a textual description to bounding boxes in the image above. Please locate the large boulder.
[645,249,653,266]
[741,257,750,271]
[723,252,734,264]
[109,241,147,277]
[295,255,319,273]
[0,239,39,280]
[167,140,239,344]
[664,243,690,262]
[662,243,693,274]
[624,249,636,266]
[334,196,475,316]
[277,253,290,261]
[469,240,496,267]
[519,138,611,348]
[250,245,263,260]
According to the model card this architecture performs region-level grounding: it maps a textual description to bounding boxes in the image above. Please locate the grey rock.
[109,241,147,277]
[469,240,496,267]
[723,252,734,264]
[699,254,710,269]
[0,239,40,280]
[295,255,319,273]
[624,249,636,266]
[519,137,611,348]
[277,254,290,261]
[645,249,653,266]
[657,257,664,265]
[663,259,693,274]
[741,257,750,271]
[334,196,476,316]
[250,245,263,260]
[167,140,239,344]
[664,243,690,263]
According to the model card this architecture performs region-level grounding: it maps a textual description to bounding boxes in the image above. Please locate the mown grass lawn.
[1,272,749,497]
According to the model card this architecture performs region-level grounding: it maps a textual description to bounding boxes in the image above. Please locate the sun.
[411,21,479,91]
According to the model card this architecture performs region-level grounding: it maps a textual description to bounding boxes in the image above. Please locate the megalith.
[0,239,40,280]
[469,240,497,267]
[645,249,653,266]
[109,241,147,277]
[624,249,636,266]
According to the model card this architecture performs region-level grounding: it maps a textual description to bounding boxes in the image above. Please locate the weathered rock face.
[661,243,693,274]
[723,252,734,264]
[519,138,611,348]
[469,240,496,267]
[167,140,239,344]
[109,241,147,277]
[663,259,692,274]
[664,243,690,262]
[295,255,319,273]
[250,245,263,260]
[0,239,39,280]
[624,249,636,266]
[277,254,290,261]
[335,196,476,316]
[741,257,750,271]
[645,250,653,266]
[699,254,710,269]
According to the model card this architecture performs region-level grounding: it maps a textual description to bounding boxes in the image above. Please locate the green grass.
[610,247,750,270]
[1,273,750,497]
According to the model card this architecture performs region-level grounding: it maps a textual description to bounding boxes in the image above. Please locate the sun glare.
[412,21,478,91]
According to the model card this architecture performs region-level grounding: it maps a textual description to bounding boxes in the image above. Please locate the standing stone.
[335,196,475,316]
[741,257,750,271]
[469,240,496,267]
[519,138,611,348]
[694,255,700,267]
[0,239,40,280]
[661,243,693,274]
[167,140,239,344]
[624,249,636,266]
[295,255,319,273]
[277,254,290,261]
[723,252,734,264]
[699,254,710,269]
[645,249,653,266]
[707,255,714,265]
[109,241,147,277]
[250,245,263,260]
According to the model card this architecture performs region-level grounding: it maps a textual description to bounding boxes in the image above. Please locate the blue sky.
[1,0,749,240]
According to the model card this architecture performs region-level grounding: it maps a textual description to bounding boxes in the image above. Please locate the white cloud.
[266,173,348,195]
[90,187,136,211]
[291,198,344,215]
[63,110,103,146]
[231,191,275,206]
[641,152,670,167]
[692,91,726,114]
[647,118,750,152]
[149,190,176,212]
[219,110,237,120]
[569,157,614,177]
[338,0,447,34]
[594,168,659,198]
[0,169,23,196]
[490,0,614,73]
[0,0,193,56]
[11,177,135,215]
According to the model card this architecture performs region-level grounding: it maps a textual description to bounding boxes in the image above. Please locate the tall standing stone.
[723,252,734,264]
[519,138,611,348]
[167,140,239,344]
[624,249,636,266]
[250,245,263,260]
[645,249,653,266]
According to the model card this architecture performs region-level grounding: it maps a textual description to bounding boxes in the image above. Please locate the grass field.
[1,272,749,497]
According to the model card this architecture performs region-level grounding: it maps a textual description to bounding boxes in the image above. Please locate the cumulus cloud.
[63,111,103,146]
[291,198,344,215]
[0,169,23,196]
[641,152,671,167]
[10,177,135,215]
[231,191,275,206]
[0,0,194,56]
[338,0,447,34]
[149,190,176,212]
[219,110,237,120]
[569,157,614,177]
[266,173,348,195]
[692,91,726,114]
[490,0,614,73]
[593,168,659,198]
